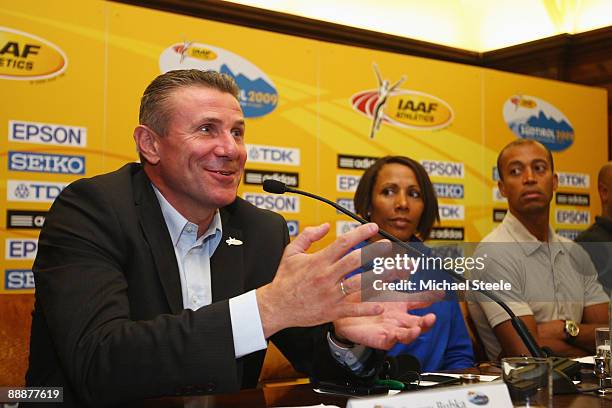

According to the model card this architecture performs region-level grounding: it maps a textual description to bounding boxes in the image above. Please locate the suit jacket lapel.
[133,169,183,314]
[211,205,245,302]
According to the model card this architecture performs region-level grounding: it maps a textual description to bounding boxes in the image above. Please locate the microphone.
[263,180,580,393]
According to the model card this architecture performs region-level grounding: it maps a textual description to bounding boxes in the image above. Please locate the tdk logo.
[337,154,378,170]
[5,238,37,260]
[337,175,361,192]
[439,204,464,221]
[5,269,35,290]
[244,169,299,187]
[421,160,464,179]
[286,220,299,237]
[8,151,85,175]
[336,199,355,215]
[6,209,47,229]
[243,193,299,213]
[7,180,68,203]
[556,229,582,240]
[246,144,300,166]
[430,227,464,241]
[555,209,590,225]
[336,221,360,236]
[493,187,507,203]
[433,183,464,199]
[9,120,87,147]
[557,172,590,189]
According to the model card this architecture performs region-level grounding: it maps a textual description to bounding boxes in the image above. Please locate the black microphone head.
[263,179,288,194]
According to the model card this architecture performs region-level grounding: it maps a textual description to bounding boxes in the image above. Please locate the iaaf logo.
[5,238,37,260]
[9,151,85,175]
[246,144,300,166]
[243,169,299,187]
[0,26,67,80]
[7,180,68,203]
[503,95,574,152]
[9,120,87,147]
[438,204,464,221]
[243,193,299,213]
[555,209,590,225]
[160,42,277,118]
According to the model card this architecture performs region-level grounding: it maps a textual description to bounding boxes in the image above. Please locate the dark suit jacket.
[25,163,353,407]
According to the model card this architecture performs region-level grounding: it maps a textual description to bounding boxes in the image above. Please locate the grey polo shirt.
[467,212,608,360]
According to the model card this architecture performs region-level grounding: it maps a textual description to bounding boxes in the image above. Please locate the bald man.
[576,162,612,293]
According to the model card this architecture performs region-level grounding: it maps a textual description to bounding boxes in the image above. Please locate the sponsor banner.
[556,229,583,240]
[433,183,464,199]
[493,187,507,203]
[555,209,590,225]
[286,220,299,237]
[242,193,299,213]
[0,26,68,80]
[421,160,464,179]
[246,144,300,166]
[493,209,507,223]
[556,192,590,206]
[8,151,85,175]
[429,227,464,241]
[244,169,299,187]
[4,269,35,290]
[336,198,355,215]
[503,95,574,152]
[492,167,500,182]
[160,42,278,118]
[337,174,361,192]
[8,120,87,147]
[557,172,590,189]
[439,204,465,221]
[337,154,378,170]
[5,238,38,260]
[6,209,47,229]
[336,220,360,236]
[7,180,68,203]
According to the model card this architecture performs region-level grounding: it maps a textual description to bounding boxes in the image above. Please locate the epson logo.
[555,209,590,225]
[7,180,68,202]
[337,175,361,192]
[493,209,507,223]
[337,154,378,170]
[492,187,507,203]
[244,169,299,187]
[246,144,300,166]
[433,183,464,199]
[556,192,590,207]
[5,269,35,290]
[557,172,590,189]
[243,193,299,213]
[492,167,500,182]
[556,229,583,241]
[9,120,87,147]
[421,160,464,179]
[8,151,85,175]
[336,221,360,236]
[286,220,299,237]
[6,209,47,229]
[5,238,38,260]
[438,204,464,221]
[336,198,355,215]
[429,227,464,241]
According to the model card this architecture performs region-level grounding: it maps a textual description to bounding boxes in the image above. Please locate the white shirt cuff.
[229,289,268,358]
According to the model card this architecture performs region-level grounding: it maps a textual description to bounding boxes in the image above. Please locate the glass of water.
[595,327,611,394]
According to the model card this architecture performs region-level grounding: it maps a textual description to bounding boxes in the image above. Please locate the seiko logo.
[337,175,361,192]
[246,144,300,166]
[5,238,38,260]
[421,160,464,179]
[6,210,47,229]
[7,180,68,203]
[286,220,299,237]
[337,154,378,170]
[429,227,464,241]
[9,120,87,147]
[555,209,590,225]
[5,269,35,290]
[8,151,85,175]
[556,192,590,207]
[433,183,464,199]
[243,169,299,187]
[336,199,355,215]
[557,172,590,189]
[556,229,582,241]
[336,221,360,236]
[438,204,464,221]
[243,193,299,213]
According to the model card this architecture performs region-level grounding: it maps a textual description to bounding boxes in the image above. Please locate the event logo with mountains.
[159,42,278,118]
[502,95,574,151]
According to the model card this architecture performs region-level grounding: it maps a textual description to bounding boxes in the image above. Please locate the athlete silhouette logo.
[369,63,406,139]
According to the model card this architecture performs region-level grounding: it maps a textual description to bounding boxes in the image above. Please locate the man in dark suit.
[26,70,435,407]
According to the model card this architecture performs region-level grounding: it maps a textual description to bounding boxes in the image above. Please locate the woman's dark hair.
[353,155,439,240]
